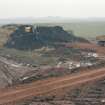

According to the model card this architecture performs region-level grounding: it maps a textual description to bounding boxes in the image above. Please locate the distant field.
[34,22,105,39]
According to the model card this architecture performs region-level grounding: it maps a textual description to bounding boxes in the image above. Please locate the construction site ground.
[0,42,105,105]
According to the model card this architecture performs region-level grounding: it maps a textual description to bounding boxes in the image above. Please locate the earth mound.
[4,25,89,50]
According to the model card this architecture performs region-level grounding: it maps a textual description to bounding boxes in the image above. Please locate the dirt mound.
[0,56,37,88]
[4,25,89,50]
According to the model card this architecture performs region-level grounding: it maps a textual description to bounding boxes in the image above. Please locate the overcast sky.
[0,0,105,19]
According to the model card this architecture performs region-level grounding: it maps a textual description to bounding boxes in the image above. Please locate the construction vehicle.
[96,35,105,46]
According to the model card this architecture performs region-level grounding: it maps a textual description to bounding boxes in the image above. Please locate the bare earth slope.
[0,67,105,104]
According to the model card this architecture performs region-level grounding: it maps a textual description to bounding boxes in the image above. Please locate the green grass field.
[34,22,105,39]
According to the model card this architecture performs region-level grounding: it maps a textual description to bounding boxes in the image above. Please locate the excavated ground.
[0,42,105,105]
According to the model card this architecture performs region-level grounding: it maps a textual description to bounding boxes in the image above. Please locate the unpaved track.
[68,43,105,55]
[0,68,105,104]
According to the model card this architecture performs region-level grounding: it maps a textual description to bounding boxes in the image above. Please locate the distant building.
[96,35,105,46]
[19,25,34,33]
[25,26,32,32]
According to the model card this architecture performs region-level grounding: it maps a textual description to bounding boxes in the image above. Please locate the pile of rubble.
[0,56,36,88]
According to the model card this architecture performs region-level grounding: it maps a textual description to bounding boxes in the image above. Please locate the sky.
[0,0,105,19]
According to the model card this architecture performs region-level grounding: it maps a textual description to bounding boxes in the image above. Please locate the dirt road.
[0,68,105,104]
[67,43,105,55]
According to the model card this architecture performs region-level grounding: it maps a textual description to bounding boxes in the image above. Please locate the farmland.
[34,22,105,39]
